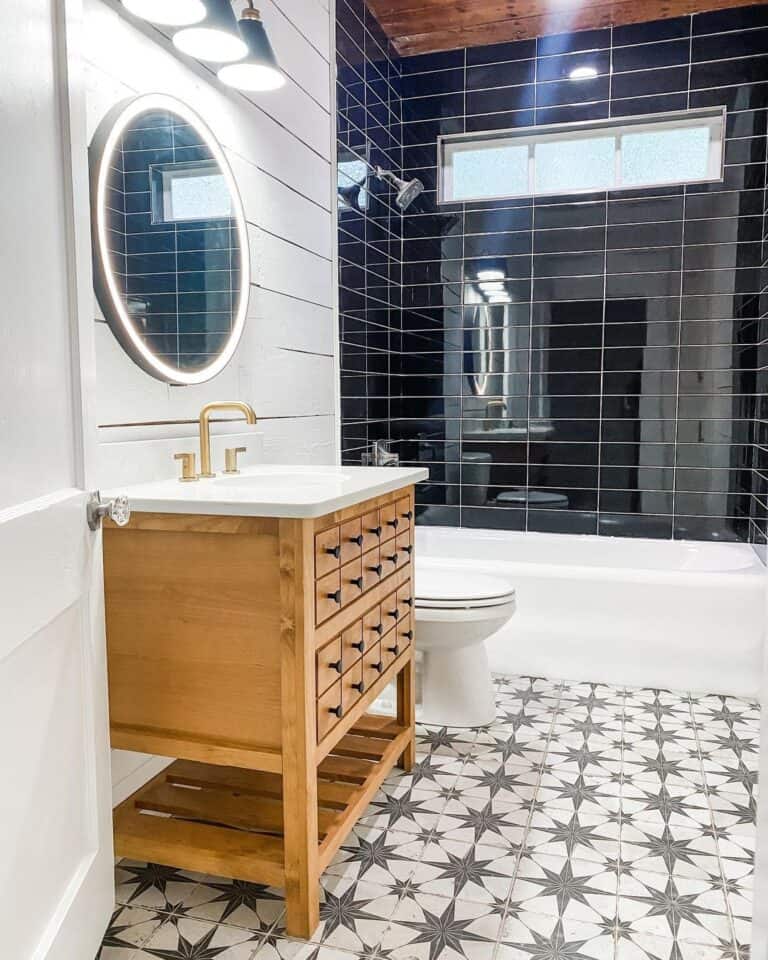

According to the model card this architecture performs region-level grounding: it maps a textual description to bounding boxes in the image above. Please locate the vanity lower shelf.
[113,713,412,888]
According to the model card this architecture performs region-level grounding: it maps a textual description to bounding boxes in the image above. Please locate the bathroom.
[2,0,767,956]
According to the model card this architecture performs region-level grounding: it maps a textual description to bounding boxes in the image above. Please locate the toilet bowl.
[415,561,516,728]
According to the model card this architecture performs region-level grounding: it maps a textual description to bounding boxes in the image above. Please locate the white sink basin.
[213,470,352,488]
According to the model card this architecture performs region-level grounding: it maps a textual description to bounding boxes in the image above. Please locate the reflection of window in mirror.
[337,148,369,212]
[150,160,233,223]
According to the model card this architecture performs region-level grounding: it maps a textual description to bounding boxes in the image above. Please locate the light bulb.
[174,26,247,62]
[569,65,598,80]
[218,62,286,91]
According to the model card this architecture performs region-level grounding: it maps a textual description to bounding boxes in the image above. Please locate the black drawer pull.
[350,576,364,589]
[368,563,383,576]
[402,630,414,640]
[325,545,341,558]
[387,517,399,529]
[352,680,366,693]
[327,590,342,604]
[350,534,364,546]
[387,643,400,655]
[387,609,398,619]
[403,545,413,555]
[386,553,398,564]
[352,639,366,652]
[402,597,413,607]
[402,510,413,520]
[372,623,383,635]
[373,661,384,673]
[329,659,343,673]
[369,525,382,537]
[329,705,343,718]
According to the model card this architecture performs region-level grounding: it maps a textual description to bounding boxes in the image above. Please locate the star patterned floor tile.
[508,853,619,926]
[433,795,530,849]
[524,808,620,865]
[409,837,519,904]
[177,876,285,932]
[97,904,165,959]
[619,822,723,881]
[268,877,400,955]
[139,916,260,959]
[535,771,622,819]
[250,935,367,959]
[358,786,447,835]
[619,782,713,833]
[114,861,205,912]
[615,932,738,960]
[377,890,503,959]
[496,908,616,960]
[617,869,731,946]
[326,824,427,887]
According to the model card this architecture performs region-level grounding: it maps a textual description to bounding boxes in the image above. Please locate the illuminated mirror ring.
[89,93,250,385]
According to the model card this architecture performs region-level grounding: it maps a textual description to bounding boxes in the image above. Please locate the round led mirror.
[89,93,249,385]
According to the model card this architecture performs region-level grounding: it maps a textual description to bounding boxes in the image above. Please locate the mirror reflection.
[91,94,249,385]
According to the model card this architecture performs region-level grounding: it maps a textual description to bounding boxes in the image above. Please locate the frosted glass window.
[451,143,529,201]
[621,125,711,186]
[535,135,614,194]
[152,160,233,222]
[439,107,724,203]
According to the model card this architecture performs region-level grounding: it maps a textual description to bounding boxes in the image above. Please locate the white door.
[0,1,114,958]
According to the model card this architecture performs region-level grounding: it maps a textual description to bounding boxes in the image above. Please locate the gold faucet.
[198,401,257,477]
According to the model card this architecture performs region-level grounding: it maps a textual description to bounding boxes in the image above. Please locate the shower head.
[374,165,425,211]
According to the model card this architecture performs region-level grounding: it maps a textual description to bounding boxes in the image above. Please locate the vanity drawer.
[396,583,414,621]
[395,531,412,568]
[382,630,402,669]
[316,569,342,623]
[341,660,365,714]
[362,605,384,649]
[341,557,364,607]
[397,496,413,531]
[363,643,384,688]
[361,510,382,552]
[380,503,399,542]
[380,544,399,578]
[316,637,343,695]
[381,590,400,633]
[398,614,414,651]
[341,620,366,666]
[317,680,343,742]
[315,527,341,578]
[362,547,382,592]
[340,518,363,565]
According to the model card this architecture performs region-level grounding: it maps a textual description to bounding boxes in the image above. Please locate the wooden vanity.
[103,477,421,938]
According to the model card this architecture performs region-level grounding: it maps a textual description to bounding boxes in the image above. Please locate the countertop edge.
[119,468,430,519]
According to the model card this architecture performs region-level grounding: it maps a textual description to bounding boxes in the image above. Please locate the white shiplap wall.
[82,0,337,802]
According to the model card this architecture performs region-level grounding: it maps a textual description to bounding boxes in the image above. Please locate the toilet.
[414,560,517,728]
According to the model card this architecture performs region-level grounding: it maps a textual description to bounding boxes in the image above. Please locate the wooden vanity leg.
[397,653,416,771]
[279,519,320,938]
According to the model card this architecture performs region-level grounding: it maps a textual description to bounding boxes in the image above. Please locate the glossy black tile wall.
[338,2,768,544]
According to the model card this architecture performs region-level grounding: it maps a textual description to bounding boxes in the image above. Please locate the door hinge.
[87,491,131,531]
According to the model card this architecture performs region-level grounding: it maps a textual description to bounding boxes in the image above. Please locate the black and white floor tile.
[97,675,759,960]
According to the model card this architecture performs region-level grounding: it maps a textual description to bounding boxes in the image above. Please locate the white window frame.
[438,107,726,205]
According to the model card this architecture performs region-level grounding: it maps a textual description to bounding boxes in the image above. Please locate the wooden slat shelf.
[113,714,411,890]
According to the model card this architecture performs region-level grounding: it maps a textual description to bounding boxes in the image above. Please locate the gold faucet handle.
[174,452,199,482]
[224,446,247,475]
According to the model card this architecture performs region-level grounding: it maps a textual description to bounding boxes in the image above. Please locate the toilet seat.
[415,566,516,610]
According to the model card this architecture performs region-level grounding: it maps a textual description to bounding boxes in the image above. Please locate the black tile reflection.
[338,0,768,546]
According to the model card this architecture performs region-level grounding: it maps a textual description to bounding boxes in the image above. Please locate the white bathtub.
[416,527,766,699]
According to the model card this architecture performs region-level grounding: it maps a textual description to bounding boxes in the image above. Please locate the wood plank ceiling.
[367,0,766,55]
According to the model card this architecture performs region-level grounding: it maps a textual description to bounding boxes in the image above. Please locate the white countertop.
[108,465,429,519]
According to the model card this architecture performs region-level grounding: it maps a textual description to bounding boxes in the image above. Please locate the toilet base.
[419,641,497,728]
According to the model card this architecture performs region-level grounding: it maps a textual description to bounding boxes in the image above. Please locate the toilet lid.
[415,566,515,609]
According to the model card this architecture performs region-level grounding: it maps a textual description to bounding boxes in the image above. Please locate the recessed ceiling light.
[218,5,286,91]
[174,0,248,62]
[479,281,505,293]
[569,65,598,80]
[122,0,206,26]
